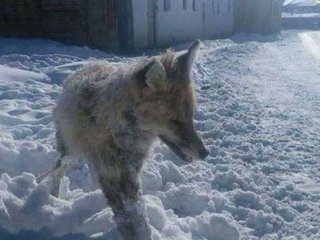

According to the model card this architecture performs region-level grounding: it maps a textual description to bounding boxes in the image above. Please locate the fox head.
[133,40,209,162]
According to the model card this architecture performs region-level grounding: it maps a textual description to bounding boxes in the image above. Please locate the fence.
[0,0,119,51]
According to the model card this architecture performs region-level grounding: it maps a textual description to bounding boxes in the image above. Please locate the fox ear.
[136,59,167,91]
[175,40,200,77]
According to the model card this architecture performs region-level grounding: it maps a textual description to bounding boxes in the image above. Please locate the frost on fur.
[51,40,208,240]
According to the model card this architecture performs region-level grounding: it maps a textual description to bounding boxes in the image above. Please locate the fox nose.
[199,149,209,159]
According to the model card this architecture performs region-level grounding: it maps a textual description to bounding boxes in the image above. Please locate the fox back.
[54,40,207,166]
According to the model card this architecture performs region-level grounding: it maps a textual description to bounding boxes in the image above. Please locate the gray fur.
[51,41,207,240]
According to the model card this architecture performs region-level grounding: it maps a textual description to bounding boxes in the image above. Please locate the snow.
[282,12,320,18]
[284,0,320,7]
[0,30,320,239]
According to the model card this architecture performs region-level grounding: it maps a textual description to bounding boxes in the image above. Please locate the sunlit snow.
[0,30,320,239]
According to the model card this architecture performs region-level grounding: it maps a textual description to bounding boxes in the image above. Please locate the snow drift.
[0,31,320,239]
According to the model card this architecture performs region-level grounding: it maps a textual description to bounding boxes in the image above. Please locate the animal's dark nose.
[199,149,209,159]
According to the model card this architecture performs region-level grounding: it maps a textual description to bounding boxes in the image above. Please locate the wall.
[155,0,203,46]
[0,0,120,51]
[116,0,134,51]
[42,0,88,46]
[151,0,234,47]
[0,0,283,51]
[0,0,43,38]
[132,0,149,48]
[131,0,283,49]
[235,0,283,34]
[203,0,234,38]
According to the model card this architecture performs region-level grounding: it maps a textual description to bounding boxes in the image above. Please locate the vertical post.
[116,0,134,52]
[202,1,205,39]
[147,0,156,48]
[152,0,158,47]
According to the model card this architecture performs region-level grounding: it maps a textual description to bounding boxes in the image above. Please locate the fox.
[49,40,208,240]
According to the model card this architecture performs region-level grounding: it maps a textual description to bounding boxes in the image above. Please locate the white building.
[132,0,234,48]
[132,0,283,49]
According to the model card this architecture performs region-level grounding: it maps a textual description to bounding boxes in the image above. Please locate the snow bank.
[0,173,114,237]
[284,0,320,7]
[0,65,49,83]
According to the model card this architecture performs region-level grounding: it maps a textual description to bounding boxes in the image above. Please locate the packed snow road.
[0,30,319,240]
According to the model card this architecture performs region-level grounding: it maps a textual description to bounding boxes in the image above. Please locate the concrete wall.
[152,0,234,47]
[203,0,234,38]
[235,0,283,34]
[155,0,203,46]
[131,0,284,49]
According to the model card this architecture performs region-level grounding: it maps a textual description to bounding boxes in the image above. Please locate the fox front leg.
[121,167,151,240]
[50,156,77,197]
[99,167,151,240]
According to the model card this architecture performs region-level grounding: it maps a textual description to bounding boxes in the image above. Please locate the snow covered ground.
[0,30,320,240]
[282,13,320,18]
